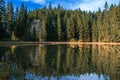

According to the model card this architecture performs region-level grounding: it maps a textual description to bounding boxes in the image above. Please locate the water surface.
[0,44,120,80]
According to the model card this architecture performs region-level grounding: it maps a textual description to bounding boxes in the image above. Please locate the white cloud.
[75,0,120,11]
[32,0,45,4]
[20,0,120,11]
[77,0,105,11]
[21,0,45,4]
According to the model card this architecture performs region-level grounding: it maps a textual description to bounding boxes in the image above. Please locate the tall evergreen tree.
[102,5,110,42]
[67,14,76,41]
[0,0,7,40]
[0,1,120,42]
[104,1,109,10]
[14,7,19,21]
[62,11,67,41]
[14,7,19,40]
[0,0,5,40]
[6,2,14,40]
[39,16,47,41]
[16,3,28,40]
[57,11,62,41]
[77,13,82,41]
[96,8,102,42]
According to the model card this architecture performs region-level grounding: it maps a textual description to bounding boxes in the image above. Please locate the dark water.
[0,44,120,80]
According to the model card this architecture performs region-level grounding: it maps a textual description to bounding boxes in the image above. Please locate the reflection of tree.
[66,47,75,73]
[0,44,120,80]
[29,45,47,75]
[92,45,120,80]
[0,46,33,80]
[56,46,61,75]
[0,47,11,80]
[64,45,92,75]
[14,46,32,69]
[11,46,33,80]
[45,45,57,77]
[38,45,46,74]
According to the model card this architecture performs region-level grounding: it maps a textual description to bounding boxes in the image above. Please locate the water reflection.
[0,44,120,80]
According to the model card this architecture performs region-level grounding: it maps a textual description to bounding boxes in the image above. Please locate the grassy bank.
[0,41,120,45]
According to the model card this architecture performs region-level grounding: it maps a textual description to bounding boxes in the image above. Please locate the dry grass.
[0,41,120,45]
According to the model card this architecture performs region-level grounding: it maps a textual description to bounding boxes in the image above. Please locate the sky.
[6,0,120,11]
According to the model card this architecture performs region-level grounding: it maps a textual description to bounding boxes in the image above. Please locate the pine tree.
[77,12,83,41]
[66,17,70,41]
[0,1,120,42]
[48,3,52,10]
[0,0,5,40]
[0,0,4,13]
[81,12,89,41]
[92,19,97,42]
[102,5,110,42]
[16,3,28,40]
[14,7,19,21]
[14,7,19,40]
[62,11,67,41]
[57,11,62,41]
[115,3,120,42]
[6,2,14,40]
[0,0,7,40]
[96,8,102,42]
[39,16,47,41]
[67,14,76,41]
[104,1,108,10]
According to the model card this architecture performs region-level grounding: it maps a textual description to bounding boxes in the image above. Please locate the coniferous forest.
[0,0,120,42]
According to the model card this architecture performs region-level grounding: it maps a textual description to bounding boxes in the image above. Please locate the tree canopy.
[0,1,120,42]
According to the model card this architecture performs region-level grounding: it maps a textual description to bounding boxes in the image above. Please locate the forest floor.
[0,41,120,45]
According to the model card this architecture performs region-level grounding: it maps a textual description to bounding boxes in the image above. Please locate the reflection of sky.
[25,72,110,80]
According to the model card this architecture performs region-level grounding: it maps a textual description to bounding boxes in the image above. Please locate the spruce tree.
[0,0,7,40]
[39,16,47,41]
[57,11,62,41]
[16,3,28,40]
[7,2,14,40]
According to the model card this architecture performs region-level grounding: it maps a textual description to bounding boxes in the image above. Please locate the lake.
[0,44,120,80]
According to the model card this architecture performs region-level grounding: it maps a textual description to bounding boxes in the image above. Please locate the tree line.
[0,0,120,42]
[0,44,120,79]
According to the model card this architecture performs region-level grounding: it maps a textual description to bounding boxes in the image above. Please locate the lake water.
[0,44,120,80]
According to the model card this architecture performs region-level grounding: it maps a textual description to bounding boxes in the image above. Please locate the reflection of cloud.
[25,73,109,80]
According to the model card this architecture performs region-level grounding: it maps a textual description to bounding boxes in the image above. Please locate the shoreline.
[0,41,120,45]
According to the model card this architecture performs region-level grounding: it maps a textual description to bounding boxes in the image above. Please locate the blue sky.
[6,0,120,11]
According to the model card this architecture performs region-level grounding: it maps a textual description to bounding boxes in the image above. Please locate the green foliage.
[57,11,62,41]
[16,3,28,40]
[70,38,76,42]
[0,1,120,42]
[104,1,108,10]
[39,17,47,41]
[6,2,14,40]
